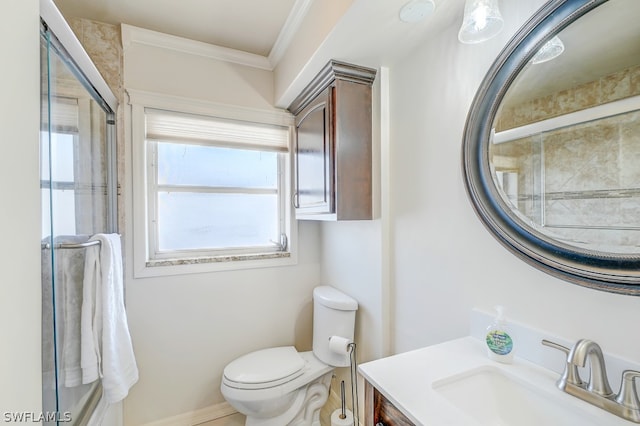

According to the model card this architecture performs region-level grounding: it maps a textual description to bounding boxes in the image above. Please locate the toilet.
[220,286,358,426]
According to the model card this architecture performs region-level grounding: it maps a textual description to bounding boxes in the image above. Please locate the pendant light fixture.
[458,0,504,44]
[531,36,565,64]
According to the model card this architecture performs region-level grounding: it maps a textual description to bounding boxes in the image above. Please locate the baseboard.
[138,401,237,426]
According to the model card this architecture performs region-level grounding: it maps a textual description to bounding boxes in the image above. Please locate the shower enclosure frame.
[40,0,119,423]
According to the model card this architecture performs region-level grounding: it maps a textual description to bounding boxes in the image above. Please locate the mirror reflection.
[489,0,640,254]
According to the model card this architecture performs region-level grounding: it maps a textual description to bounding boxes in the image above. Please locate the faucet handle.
[541,339,584,389]
[615,370,640,411]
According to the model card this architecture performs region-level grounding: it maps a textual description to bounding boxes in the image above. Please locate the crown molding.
[268,0,315,68]
[121,24,272,70]
[121,0,313,71]
[287,60,377,115]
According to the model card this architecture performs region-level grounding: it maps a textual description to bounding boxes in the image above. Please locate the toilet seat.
[223,346,305,390]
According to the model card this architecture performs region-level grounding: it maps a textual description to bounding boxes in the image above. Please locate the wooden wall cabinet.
[365,380,416,426]
[288,60,376,220]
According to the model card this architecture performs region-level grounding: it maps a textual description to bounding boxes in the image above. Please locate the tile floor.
[196,402,336,426]
[196,413,245,426]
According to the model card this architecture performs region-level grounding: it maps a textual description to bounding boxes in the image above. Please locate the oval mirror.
[463,0,640,295]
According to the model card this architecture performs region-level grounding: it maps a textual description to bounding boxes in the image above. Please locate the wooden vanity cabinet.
[288,60,376,220]
[365,380,416,426]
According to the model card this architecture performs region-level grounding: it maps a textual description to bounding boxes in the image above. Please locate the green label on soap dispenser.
[486,330,513,355]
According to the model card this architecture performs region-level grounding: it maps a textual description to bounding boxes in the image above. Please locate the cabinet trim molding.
[288,60,377,115]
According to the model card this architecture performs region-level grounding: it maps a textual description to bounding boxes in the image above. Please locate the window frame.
[128,90,297,277]
[146,139,287,260]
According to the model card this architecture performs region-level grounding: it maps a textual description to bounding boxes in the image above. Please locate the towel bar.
[41,240,101,250]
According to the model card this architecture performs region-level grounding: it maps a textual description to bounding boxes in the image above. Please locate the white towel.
[41,238,56,389]
[81,233,139,404]
[42,235,88,388]
[81,243,101,384]
[58,235,88,387]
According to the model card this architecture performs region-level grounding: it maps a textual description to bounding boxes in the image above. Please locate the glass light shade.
[531,36,565,64]
[458,0,504,44]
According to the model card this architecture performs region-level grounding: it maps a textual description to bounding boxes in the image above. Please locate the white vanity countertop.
[358,336,631,426]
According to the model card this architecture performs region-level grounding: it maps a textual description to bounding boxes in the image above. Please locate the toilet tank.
[312,286,358,367]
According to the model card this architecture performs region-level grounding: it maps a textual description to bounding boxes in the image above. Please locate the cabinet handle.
[292,192,300,208]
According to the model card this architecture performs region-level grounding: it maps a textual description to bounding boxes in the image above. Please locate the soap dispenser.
[485,305,514,363]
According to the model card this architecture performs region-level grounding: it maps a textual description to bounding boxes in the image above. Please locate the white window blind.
[44,96,79,133]
[145,108,289,152]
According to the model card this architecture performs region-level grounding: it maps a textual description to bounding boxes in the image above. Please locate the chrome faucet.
[542,338,640,423]
[567,339,614,397]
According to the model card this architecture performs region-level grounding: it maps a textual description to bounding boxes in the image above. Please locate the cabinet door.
[365,381,416,426]
[294,86,333,215]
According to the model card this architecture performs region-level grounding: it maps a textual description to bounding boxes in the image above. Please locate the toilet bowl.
[220,286,358,426]
[221,349,332,426]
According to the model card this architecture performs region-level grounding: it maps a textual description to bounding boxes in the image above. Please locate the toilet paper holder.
[328,335,352,354]
[331,380,353,425]
[328,341,358,426]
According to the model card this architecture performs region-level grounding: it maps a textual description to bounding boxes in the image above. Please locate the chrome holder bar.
[41,240,101,250]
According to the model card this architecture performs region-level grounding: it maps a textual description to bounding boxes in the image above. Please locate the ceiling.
[51,0,463,106]
[52,0,639,109]
[53,0,300,57]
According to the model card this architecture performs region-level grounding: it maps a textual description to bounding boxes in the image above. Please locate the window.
[41,96,113,238]
[41,131,77,238]
[41,98,79,238]
[129,93,295,276]
[150,142,282,254]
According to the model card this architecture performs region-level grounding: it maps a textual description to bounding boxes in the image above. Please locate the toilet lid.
[223,346,305,387]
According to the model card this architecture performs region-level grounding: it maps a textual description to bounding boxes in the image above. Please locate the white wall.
[319,71,388,365]
[319,219,384,414]
[121,35,323,425]
[123,41,275,110]
[124,242,321,425]
[274,0,354,107]
[388,0,640,360]
[0,0,43,417]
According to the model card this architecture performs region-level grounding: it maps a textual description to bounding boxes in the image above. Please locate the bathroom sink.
[433,366,600,426]
[359,337,634,425]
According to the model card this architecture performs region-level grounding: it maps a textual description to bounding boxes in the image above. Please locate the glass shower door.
[41,22,117,425]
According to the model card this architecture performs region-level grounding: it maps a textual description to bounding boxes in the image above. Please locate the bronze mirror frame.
[462,0,640,296]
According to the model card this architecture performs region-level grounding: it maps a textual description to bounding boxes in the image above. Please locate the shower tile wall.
[496,64,640,131]
[67,18,121,98]
[492,65,640,252]
[68,18,126,235]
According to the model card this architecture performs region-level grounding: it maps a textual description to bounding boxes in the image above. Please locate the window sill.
[135,251,294,278]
